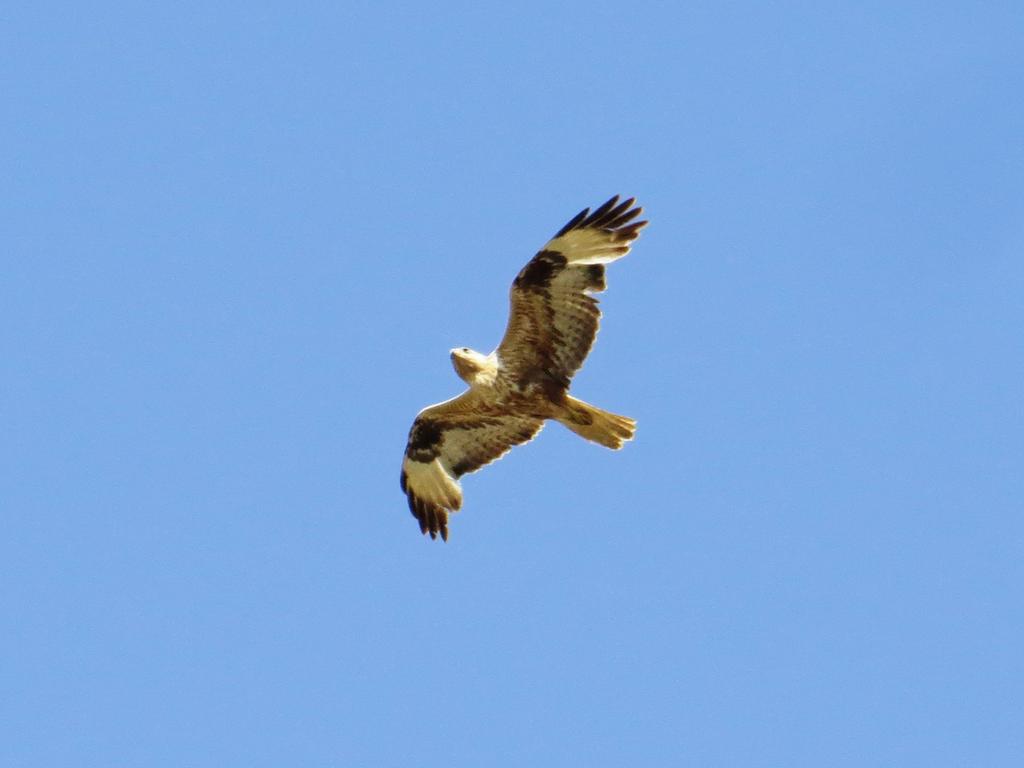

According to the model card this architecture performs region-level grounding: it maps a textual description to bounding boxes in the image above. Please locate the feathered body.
[400,196,647,540]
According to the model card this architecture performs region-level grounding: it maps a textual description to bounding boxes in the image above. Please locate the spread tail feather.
[557,396,636,449]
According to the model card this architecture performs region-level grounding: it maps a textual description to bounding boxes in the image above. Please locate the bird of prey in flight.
[400,196,647,540]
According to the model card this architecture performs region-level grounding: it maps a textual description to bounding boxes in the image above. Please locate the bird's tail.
[557,396,636,449]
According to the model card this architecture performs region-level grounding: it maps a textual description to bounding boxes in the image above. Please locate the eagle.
[400,195,647,540]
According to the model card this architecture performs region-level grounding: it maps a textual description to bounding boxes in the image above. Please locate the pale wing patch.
[402,456,462,511]
[540,195,647,264]
[542,228,632,265]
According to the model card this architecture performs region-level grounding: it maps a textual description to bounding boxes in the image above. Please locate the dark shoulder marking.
[405,417,444,462]
[514,250,567,290]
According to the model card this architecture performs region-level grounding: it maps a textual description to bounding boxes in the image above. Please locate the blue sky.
[3,2,1023,765]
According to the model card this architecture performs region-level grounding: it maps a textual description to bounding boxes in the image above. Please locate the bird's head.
[450,347,491,384]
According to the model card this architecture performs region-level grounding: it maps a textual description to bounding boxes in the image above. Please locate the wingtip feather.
[552,196,647,241]
[401,457,459,542]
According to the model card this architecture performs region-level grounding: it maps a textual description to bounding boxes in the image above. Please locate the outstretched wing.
[496,195,647,389]
[400,391,544,541]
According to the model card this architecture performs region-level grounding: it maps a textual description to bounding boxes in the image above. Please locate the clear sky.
[3,2,1023,766]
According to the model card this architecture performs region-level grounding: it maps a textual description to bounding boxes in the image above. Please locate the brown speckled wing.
[497,196,647,388]
[400,392,544,541]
